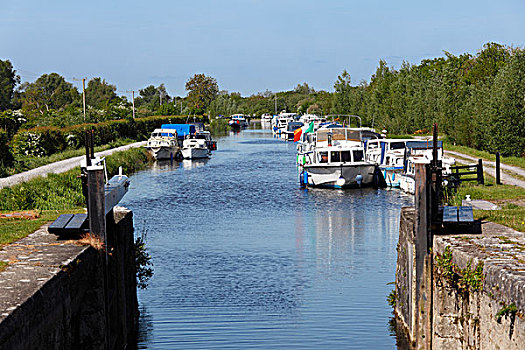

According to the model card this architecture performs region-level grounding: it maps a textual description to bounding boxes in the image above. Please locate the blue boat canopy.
[161,124,196,138]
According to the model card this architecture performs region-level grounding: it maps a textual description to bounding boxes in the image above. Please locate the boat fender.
[355,174,363,186]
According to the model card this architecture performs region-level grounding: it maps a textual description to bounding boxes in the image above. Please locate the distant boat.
[229,114,248,130]
[144,128,182,160]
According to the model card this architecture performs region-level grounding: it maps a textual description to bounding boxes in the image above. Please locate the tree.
[136,84,171,109]
[333,70,353,113]
[185,73,219,113]
[85,77,118,109]
[0,59,20,111]
[21,73,79,116]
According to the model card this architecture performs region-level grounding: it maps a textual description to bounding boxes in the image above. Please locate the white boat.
[299,122,377,188]
[229,114,249,130]
[398,140,456,194]
[181,138,210,159]
[271,112,296,137]
[195,130,217,151]
[366,139,412,187]
[144,128,182,160]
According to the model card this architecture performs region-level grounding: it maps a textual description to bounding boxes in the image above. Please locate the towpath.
[445,150,525,188]
[0,141,146,189]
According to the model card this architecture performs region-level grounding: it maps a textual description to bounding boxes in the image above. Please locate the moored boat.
[144,128,182,160]
[299,119,377,188]
[229,114,248,130]
[181,137,210,159]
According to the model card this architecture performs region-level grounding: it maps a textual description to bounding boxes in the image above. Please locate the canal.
[121,128,414,349]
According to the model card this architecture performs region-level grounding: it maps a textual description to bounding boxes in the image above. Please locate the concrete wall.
[0,206,138,350]
[395,208,525,349]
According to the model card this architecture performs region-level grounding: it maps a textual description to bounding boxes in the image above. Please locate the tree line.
[1,41,524,162]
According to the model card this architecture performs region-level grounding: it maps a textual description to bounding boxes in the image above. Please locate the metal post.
[477,159,484,185]
[496,152,501,185]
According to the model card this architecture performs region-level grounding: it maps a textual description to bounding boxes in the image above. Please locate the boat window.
[353,150,364,162]
[386,156,391,165]
[316,129,329,142]
[332,129,346,140]
[390,142,406,150]
[346,129,361,141]
[330,151,340,162]
[318,151,328,163]
[341,151,351,162]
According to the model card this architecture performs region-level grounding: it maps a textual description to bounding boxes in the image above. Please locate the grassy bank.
[0,147,153,251]
[0,147,152,211]
[443,140,525,170]
[448,178,525,232]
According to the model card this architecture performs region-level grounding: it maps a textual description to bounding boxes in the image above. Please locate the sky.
[1,0,524,98]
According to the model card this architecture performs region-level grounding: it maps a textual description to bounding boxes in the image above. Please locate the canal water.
[121,128,413,349]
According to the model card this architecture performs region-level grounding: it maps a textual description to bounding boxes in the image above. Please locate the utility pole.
[132,91,135,118]
[82,78,86,123]
[274,95,277,115]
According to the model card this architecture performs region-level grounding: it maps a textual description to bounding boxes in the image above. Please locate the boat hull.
[302,163,376,188]
[181,147,209,159]
[380,166,404,188]
[145,146,180,160]
[399,174,415,194]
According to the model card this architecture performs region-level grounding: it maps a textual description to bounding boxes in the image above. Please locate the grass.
[443,140,525,170]
[474,208,525,233]
[2,138,136,177]
[0,209,84,248]
[0,147,152,212]
[447,179,525,232]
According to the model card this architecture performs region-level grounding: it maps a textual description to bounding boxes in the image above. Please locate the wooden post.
[414,163,433,349]
[496,152,501,185]
[477,159,484,185]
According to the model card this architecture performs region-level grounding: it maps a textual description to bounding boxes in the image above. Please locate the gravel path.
[445,150,525,188]
[0,141,146,189]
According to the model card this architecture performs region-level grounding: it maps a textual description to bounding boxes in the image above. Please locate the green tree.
[0,59,20,111]
[85,77,118,109]
[21,73,79,116]
[185,73,219,114]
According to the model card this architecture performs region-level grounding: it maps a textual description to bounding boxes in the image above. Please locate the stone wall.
[395,208,525,349]
[433,224,524,349]
[0,207,138,350]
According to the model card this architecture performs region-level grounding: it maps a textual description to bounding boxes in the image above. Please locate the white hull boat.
[302,163,376,188]
[145,128,181,160]
[181,138,210,159]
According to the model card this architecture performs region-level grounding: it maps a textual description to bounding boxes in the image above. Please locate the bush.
[10,115,204,157]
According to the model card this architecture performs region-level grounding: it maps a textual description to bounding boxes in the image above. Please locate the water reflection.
[123,129,413,349]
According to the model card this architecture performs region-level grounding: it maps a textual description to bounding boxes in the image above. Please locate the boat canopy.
[406,140,442,150]
[161,124,196,138]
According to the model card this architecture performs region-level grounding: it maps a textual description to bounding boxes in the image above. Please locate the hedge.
[11,115,202,157]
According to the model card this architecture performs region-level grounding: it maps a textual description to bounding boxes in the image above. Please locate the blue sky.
[1,0,524,98]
